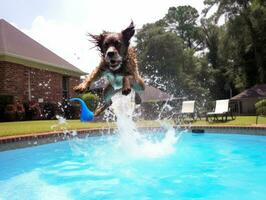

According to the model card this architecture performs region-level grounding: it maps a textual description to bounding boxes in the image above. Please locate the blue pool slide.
[70,98,94,122]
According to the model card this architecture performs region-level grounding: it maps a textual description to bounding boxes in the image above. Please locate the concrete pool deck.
[1,125,266,145]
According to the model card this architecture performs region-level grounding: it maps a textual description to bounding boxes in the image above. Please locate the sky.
[0,0,205,73]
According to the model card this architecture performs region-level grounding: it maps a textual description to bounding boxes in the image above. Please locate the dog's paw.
[122,87,131,95]
[73,83,87,93]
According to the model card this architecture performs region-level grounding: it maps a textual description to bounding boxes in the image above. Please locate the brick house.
[0,19,85,120]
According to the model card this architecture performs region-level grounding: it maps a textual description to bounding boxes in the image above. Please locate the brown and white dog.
[73,22,145,117]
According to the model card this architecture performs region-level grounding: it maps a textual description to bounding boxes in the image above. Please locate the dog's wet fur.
[73,22,145,117]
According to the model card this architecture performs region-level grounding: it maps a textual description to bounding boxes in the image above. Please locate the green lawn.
[0,120,162,137]
[192,116,266,126]
[0,120,112,137]
[0,116,265,137]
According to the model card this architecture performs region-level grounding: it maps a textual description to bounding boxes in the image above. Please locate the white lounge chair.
[206,99,235,122]
[176,100,196,122]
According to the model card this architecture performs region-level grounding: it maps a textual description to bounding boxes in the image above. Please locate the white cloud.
[19,0,205,74]
[22,16,99,73]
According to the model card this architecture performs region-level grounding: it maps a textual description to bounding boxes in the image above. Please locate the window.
[62,76,69,99]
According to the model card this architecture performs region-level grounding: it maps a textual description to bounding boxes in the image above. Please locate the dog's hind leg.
[94,101,113,117]
[94,84,116,117]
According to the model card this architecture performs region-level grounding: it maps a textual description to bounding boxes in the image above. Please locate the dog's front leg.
[73,66,102,93]
[122,76,132,95]
[122,75,145,95]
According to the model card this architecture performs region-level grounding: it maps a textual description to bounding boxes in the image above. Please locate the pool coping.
[181,125,266,135]
[1,125,266,144]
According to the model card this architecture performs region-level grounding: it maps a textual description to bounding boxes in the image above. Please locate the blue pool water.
[0,132,266,200]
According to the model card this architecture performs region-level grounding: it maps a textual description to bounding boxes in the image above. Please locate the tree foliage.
[135,2,266,101]
[203,0,266,85]
[136,21,213,100]
[164,6,203,50]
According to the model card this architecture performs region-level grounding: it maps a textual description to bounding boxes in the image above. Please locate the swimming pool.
[0,131,266,200]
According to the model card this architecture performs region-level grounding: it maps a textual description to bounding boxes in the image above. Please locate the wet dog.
[74,22,145,117]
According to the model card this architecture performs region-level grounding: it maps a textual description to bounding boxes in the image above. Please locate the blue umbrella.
[70,98,94,122]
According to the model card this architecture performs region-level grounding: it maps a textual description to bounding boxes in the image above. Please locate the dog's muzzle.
[110,64,121,71]
[105,47,122,71]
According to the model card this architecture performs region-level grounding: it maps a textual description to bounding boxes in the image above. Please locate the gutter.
[0,53,86,77]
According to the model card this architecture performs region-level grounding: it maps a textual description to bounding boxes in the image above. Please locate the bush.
[42,100,81,120]
[255,99,266,115]
[79,92,100,112]
[4,104,17,121]
[43,102,58,119]
[60,100,80,119]
[0,95,14,105]
[0,95,15,121]
[0,104,5,121]
[16,102,25,120]
[1,96,26,121]
[23,101,32,120]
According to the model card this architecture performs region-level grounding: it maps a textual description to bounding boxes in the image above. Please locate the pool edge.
[1,125,266,145]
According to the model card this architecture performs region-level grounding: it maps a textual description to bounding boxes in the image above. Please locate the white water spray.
[110,92,182,158]
[69,91,183,160]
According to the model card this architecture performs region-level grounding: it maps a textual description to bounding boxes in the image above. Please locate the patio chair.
[206,99,235,122]
[176,100,196,123]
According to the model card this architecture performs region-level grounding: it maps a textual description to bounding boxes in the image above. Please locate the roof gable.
[0,19,85,76]
[231,84,266,100]
[138,85,173,102]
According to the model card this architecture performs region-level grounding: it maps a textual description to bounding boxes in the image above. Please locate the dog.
[73,22,145,117]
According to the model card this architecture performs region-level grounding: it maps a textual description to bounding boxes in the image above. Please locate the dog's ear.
[122,21,135,44]
[88,33,105,50]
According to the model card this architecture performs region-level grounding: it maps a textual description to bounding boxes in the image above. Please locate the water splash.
[50,115,77,141]
[108,92,182,158]
[68,91,182,160]
[50,115,68,130]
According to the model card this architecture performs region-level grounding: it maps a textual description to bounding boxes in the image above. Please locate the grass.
[0,120,112,137]
[0,116,265,138]
[192,116,266,126]
[0,119,162,137]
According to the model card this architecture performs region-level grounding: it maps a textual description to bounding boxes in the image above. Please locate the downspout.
[28,69,31,101]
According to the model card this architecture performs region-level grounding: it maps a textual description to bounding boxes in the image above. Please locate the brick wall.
[69,77,81,98]
[0,61,81,103]
[0,63,5,93]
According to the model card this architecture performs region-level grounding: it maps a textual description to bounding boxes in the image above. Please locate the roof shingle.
[231,84,266,100]
[0,19,85,76]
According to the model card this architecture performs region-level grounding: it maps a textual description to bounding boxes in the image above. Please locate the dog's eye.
[103,42,109,49]
[114,41,121,48]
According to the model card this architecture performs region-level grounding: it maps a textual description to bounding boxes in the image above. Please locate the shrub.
[0,95,14,105]
[255,99,266,115]
[60,100,80,119]
[79,92,100,112]
[0,104,5,121]
[0,95,15,121]
[23,101,32,120]
[43,102,57,119]
[4,104,17,121]
[16,102,25,120]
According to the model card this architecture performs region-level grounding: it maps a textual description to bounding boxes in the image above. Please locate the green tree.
[200,18,220,68]
[136,22,184,94]
[200,18,230,99]
[181,48,214,100]
[135,20,214,99]
[203,0,266,84]
[164,5,203,50]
